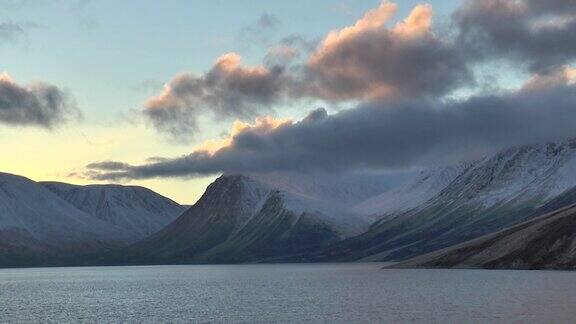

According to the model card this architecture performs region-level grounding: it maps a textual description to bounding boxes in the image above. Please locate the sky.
[1,0,576,204]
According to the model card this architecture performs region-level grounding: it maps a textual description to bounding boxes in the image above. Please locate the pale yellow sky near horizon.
[0,122,217,205]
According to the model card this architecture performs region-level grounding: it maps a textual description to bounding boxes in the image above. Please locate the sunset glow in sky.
[2,0,576,203]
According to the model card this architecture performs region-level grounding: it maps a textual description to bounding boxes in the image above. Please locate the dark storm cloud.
[524,0,576,14]
[301,107,328,123]
[0,74,80,128]
[455,0,576,72]
[86,81,576,181]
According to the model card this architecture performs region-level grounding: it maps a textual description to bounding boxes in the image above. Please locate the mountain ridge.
[111,172,395,265]
[41,181,185,242]
[391,200,576,270]
[304,139,576,262]
[0,172,184,267]
[4,138,576,268]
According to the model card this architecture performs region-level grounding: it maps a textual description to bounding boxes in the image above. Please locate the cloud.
[237,13,279,45]
[263,35,317,67]
[0,21,35,43]
[142,53,289,140]
[92,0,576,187]
[86,78,576,181]
[522,66,576,91]
[524,0,576,14]
[255,13,279,29]
[301,107,328,123]
[263,45,300,67]
[0,73,80,128]
[143,1,471,139]
[303,1,470,101]
[454,0,576,72]
[192,116,292,155]
[0,22,25,42]
[86,161,132,171]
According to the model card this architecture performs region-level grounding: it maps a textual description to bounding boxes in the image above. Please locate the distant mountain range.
[0,173,184,267]
[41,182,185,241]
[3,138,576,269]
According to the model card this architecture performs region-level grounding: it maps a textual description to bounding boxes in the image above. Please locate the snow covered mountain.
[7,138,576,268]
[353,164,469,219]
[0,172,186,267]
[393,199,576,270]
[246,171,407,207]
[309,139,576,262]
[0,173,131,266]
[116,172,397,264]
[41,182,185,242]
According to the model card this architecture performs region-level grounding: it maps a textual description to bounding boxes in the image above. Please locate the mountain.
[115,172,396,264]
[353,164,469,218]
[247,171,408,207]
[307,139,576,262]
[392,200,576,270]
[7,138,576,268]
[0,172,186,267]
[0,172,131,266]
[41,182,185,242]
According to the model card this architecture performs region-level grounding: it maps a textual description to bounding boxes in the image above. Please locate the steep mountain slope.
[41,182,185,242]
[117,173,394,264]
[0,172,132,266]
[353,164,469,218]
[308,139,576,262]
[393,199,576,270]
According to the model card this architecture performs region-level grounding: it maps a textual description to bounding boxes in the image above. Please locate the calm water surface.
[1,263,575,323]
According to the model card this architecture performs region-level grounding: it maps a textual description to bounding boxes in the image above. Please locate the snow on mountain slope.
[0,172,130,258]
[118,172,395,264]
[242,172,405,235]
[390,139,576,223]
[353,164,469,219]
[461,141,576,208]
[356,139,576,219]
[117,175,277,264]
[245,171,405,206]
[309,139,576,262]
[41,182,185,241]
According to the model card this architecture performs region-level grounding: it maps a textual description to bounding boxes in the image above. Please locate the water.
[1,263,575,323]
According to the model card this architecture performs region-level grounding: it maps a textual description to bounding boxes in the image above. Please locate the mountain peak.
[41,181,185,241]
